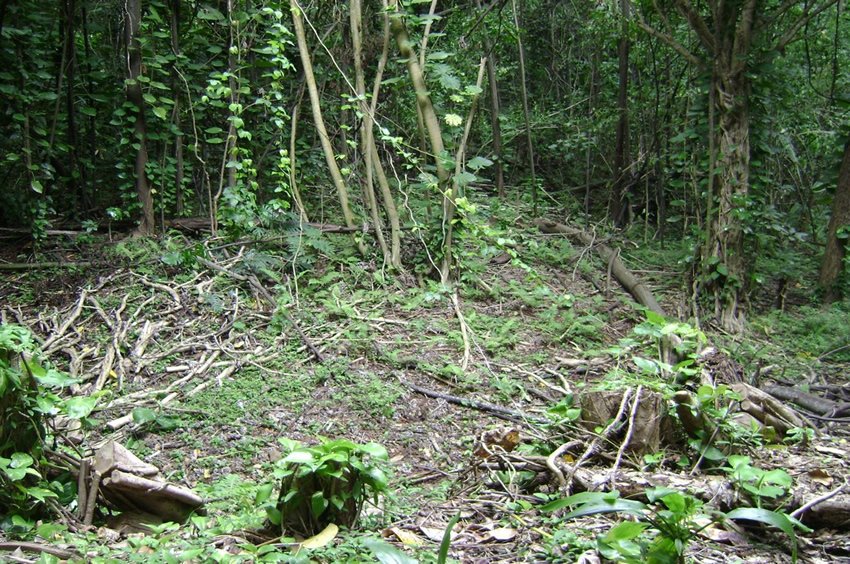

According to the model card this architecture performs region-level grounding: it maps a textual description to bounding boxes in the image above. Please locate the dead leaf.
[474,427,521,458]
[487,527,518,542]
[808,468,833,486]
[814,445,846,457]
[382,527,424,546]
[300,523,338,549]
[420,525,455,542]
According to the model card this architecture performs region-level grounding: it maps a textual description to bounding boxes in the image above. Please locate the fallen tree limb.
[0,261,97,271]
[764,385,850,417]
[534,219,666,315]
[397,376,547,424]
[0,542,78,560]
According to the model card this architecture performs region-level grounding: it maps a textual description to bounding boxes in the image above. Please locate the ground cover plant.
[1,207,848,562]
[1,0,849,561]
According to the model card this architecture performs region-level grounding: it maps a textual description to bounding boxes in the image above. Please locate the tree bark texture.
[819,139,850,302]
[124,0,154,234]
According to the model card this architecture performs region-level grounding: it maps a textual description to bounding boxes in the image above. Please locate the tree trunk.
[512,0,536,213]
[350,0,390,263]
[476,0,504,198]
[169,0,184,216]
[388,0,454,280]
[291,0,363,252]
[609,0,630,226]
[819,139,850,303]
[125,0,154,235]
[704,66,750,332]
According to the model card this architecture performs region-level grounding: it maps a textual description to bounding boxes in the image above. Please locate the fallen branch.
[0,261,96,271]
[0,542,78,560]
[534,219,666,315]
[398,376,547,424]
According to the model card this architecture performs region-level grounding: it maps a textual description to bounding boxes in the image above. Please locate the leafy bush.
[0,324,93,532]
[257,437,390,536]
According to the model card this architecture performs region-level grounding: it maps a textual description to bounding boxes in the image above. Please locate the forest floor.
[1,213,849,563]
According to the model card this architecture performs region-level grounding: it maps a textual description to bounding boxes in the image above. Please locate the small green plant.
[257,437,390,536]
[0,324,94,533]
[542,487,808,563]
[723,455,792,508]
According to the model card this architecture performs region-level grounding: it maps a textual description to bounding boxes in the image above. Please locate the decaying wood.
[0,261,97,271]
[731,382,816,435]
[580,388,673,456]
[765,385,850,417]
[83,441,204,525]
[534,219,666,315]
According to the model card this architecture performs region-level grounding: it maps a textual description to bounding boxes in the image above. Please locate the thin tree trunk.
[81,2,98,207]
[289,84,309,222]
[125,0,154,235]
[609,0,630,226]
[350,0,389,262]
[388,0,453,279]
[512,0,536,214]
[169,0,185,215]
[705,66,751,332]
[411,0,439,156]
[819,139,850,303]
[63,0,85,213]
[440,60,487,283]
[475,0,504,198]
[368,0,402,267]
[291,0,362,250]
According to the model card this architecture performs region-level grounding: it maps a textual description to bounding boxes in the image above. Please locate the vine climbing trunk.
[291,0,364,253]
[388,0,453,280]
[704,66,751,332]
[350,0,390,264]
[124,0,154,235]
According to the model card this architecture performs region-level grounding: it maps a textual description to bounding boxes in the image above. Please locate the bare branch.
[731,0,758,73]
[773,0,839,53]
[635,16,701,66]
[672,0,716,54]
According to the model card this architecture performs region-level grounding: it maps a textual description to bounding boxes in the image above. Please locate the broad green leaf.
[726,508,806,562]
[364,539,420,564]
[255,482,274,504]
[132,407,158,424]
[64,396,99,419]
[283,450,314,464]
[311,491,328,517]
[564,499,647,520]
[467,156,493,171]
[604,520,648,541]
[360,442,389,458]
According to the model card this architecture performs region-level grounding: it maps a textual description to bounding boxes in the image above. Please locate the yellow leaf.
[300,523,338,549]
[382,527,424,546]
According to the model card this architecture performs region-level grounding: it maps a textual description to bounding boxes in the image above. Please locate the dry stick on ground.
[398,375,548,425]
[196,256,324,362]
[451,290,472,371]
[0,542,78,560]
[563,388,633,493]
[42,288,89,353]
[534,219,666,316]
[546,440,583,488]
[608,385,643,488]
[790,478,849,520]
